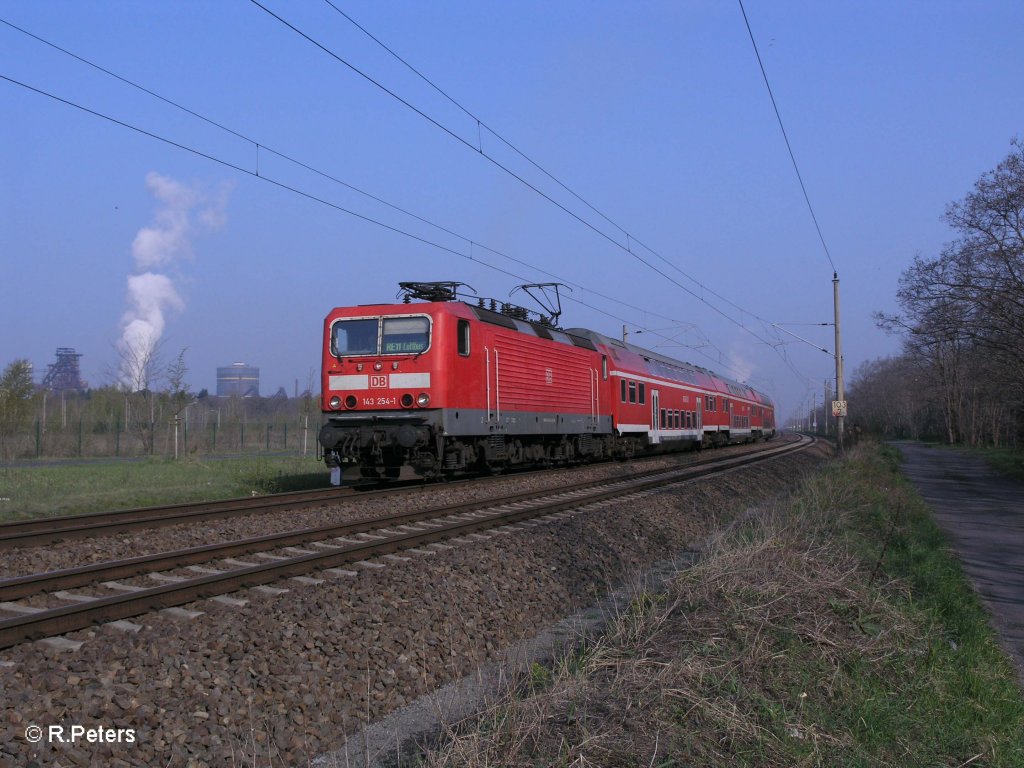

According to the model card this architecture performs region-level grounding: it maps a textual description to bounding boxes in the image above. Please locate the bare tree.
[167,348,193,458]
[113,337,166,455]
[877,140,1024,446]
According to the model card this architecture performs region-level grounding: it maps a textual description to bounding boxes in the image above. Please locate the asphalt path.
[895,442,1024,681]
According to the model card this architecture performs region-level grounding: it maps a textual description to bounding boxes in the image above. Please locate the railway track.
[0,486,356,550]
[0,434,811,650]
[0,473,538,549]
[0,440,782,550]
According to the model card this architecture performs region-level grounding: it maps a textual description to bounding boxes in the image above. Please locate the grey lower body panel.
[439,408,612,437]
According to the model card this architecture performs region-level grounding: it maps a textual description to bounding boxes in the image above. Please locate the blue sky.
[2,1,1022,421]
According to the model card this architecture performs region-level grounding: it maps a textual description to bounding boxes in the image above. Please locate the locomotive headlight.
[329,396,341,409]
[416,392,431,407]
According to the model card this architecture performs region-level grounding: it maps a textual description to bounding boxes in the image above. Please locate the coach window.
[685,411,692,429]
[660,408,666,429]
[601,355,608,380]
[628,381,637,404]
[620,380,627,403]
[638,383,646,404]
[457,319,471,356]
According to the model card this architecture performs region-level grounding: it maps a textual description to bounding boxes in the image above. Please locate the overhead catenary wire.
[737,0,837,275]
[320,0,630,241]
[245,0,637,256]
[0,14,808,384]
[321,0,827,349]
[1,11,825,396]
[314,3,823,391]
[248,0,829,361]
[0,70,769,385]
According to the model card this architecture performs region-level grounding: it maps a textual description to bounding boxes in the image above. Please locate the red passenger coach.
[319,283,775,482]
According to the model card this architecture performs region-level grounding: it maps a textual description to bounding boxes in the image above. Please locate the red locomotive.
[319,283,775,482]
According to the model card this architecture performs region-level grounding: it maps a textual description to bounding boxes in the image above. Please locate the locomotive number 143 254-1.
[363,396,398,407]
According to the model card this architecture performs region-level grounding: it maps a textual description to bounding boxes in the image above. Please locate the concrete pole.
[833,272,845,453]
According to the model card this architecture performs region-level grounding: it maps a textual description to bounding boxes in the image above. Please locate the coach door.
[650,389,661,444]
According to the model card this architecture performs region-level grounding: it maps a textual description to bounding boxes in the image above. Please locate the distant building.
[216,362,259,397]
[41,348,87,392]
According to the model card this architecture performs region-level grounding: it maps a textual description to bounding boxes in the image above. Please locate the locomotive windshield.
[332,319,378,356]
[382,316,429,354]
[331,315,430,356]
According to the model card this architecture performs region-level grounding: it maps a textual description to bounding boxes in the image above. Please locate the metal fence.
[4,416,321,461]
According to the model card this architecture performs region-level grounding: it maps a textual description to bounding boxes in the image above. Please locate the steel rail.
[0,435,811,649]
[0,487,354,549]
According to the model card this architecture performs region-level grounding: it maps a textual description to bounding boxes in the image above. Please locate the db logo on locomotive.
[370,375,389,388]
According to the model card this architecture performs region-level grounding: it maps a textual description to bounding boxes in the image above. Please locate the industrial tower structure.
[40,348,87,392]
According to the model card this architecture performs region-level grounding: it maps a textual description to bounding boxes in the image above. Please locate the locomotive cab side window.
[628,381,637,404]
[457,319,471,356]
[620,380,627,403]
[638,383,645,405]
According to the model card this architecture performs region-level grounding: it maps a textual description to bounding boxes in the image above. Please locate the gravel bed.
[0,439,824,767]
[0,442,774,581]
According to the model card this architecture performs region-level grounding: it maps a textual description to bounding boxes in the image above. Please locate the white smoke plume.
[728,339,756,384]
[117,172,231,390]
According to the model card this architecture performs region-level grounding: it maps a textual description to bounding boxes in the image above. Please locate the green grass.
[0,454,330,520]
[975,446,1024,482]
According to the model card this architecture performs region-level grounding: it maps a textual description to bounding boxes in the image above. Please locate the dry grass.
[416,442,1024,767]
